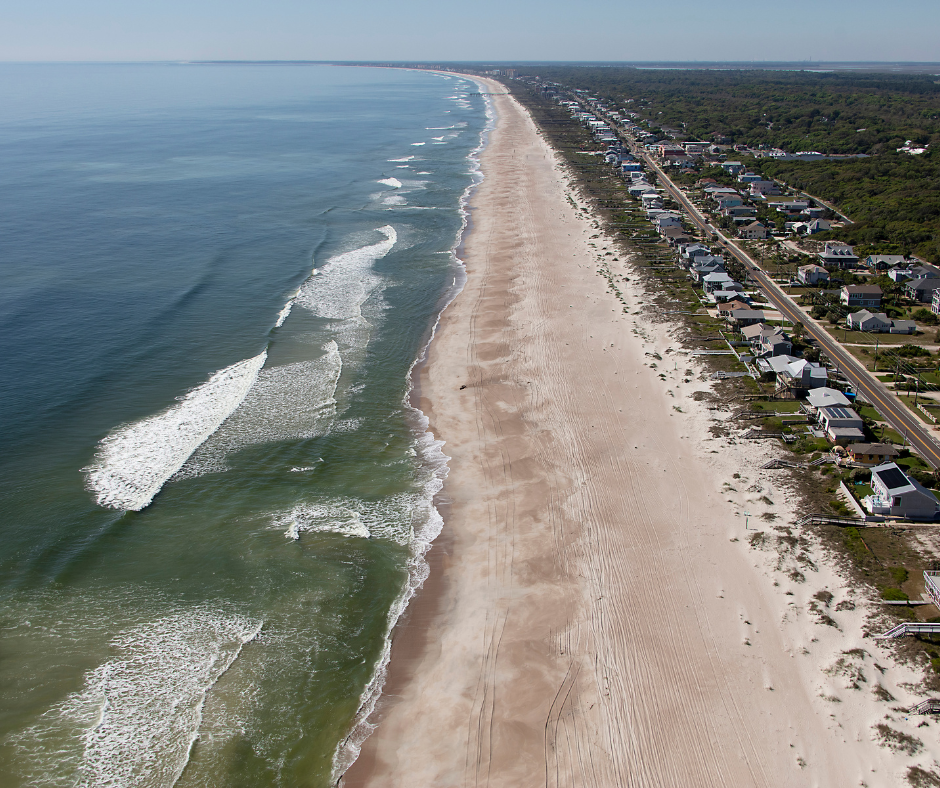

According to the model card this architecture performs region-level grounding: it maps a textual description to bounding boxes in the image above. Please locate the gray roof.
[848,443,898,456]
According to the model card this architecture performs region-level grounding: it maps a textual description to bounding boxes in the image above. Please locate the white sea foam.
[85,352,267,510]
[12,609,261,788]
[387,156,415,162]
[382,195,406,206]
[275,298,294,328]
[274,503,371,541]
[376,177,402,189]
[410,142,426,146]
[178,343,342,477]
[295,226,396,322]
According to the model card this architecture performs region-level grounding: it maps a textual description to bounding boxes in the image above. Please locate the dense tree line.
[755,150,940,262]
[516,67,940,155]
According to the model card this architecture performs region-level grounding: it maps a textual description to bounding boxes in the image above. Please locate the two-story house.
[841,285,882,309]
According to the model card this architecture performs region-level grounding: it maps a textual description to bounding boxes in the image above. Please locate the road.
[575,99,940,468]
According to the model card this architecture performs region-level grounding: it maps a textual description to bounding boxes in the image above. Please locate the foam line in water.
[177,342,342,478]
[84,352,267,511]
[387,156,414,162]
[376,177,402,188]
[275,299,294,328]
[12,609,261,788]
[295,226,396,322]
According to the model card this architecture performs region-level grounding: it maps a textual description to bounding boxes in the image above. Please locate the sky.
[1,0,939,63]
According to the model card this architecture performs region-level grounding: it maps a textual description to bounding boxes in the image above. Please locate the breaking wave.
[84,352,267,511]
[10,609,261,788]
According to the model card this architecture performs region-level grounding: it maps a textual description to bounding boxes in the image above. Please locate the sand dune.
[344,79,933,788]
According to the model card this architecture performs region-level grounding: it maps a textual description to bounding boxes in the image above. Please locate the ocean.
[0,63,490,786]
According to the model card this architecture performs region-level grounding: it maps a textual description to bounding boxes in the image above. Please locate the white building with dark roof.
[864,463,940,519]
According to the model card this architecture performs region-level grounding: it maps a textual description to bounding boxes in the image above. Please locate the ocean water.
[0,63,490,786]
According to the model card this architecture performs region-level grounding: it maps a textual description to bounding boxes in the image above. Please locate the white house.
[846,309,891,332]
[817,406,865,445]
[798,264,829,285]
[864,463,940,519]
[806,387,851,410]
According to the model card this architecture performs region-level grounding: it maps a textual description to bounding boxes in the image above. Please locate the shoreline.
[344,78,939,787]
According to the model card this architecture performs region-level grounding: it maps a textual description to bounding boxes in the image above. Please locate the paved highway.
[575,98,940,468]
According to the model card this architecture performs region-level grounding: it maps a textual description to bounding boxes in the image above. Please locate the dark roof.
[844,285,882,295]
[875,465,910,492]
[848,443,898,456]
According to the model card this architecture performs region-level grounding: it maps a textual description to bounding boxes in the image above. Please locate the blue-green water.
[0,63,489,786]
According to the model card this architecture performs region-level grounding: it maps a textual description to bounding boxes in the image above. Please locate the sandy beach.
[345,79,938,787]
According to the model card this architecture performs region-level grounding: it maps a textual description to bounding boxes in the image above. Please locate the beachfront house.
[846,443,899,466]
[840,285,882,309]
[720,161,744,175]
[817,405,865,445]
[778,358,828,392]
[806,387,851,410]
[798,264,830,286]
[703,272,734,293]
[863,462,940,519]
[819,242,859,269]
[727,309,766,328]
[758,332,793,357]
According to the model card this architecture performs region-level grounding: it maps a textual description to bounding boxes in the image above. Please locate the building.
[778,358,828,391]
[932,287,940,316]
[806,387,851,410]
[758,332,793,357]
[905,277,940,304]
[817,405,866,445]
[865,254,908,271]
[798,264,830,286]
[727,309,766,327]
[740,221,768,240]
[804,219,832,235]
[720,161,744,174]
[749,180,782,197]
[845,443,899,466]
[841,285,882,309]
[703,271,734,293]
[864,463,940,519]
[846,309,891,332]
[819,242,859,268]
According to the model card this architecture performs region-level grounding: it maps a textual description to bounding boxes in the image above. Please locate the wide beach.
[343,79,940,787]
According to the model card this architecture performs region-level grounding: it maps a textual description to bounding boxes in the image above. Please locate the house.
[846,443,899,466]
[932,287,940,316]
[653,213,682,231]
[806,387,851,410]
[905,278,940,303]
[758,332,793,357]
[749,180,781,196]
[661,228,692,246]
[804,219,832,235]
[717,299,752,317]
[712,289,745,303]
[720,161,744,175]
[723,205,758,219]
[817,406,866,445]
[703,272,734,293]
[756,354,800,378]
[865,254,907,271]
[798,264,830,285]
[692,260,725,282]
[716,196,744,211]
[740,221,768,240]
[727,309,766,327]
[737,172,763,184]
[846,310,891,332]
[841,285,882,309]
[890,320,917,334]
[819,242,859,268]
[863,462,940,519]
[778,358,828,391]
[774,200,812,215]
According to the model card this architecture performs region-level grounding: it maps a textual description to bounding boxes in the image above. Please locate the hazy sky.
[2,0,938,63]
